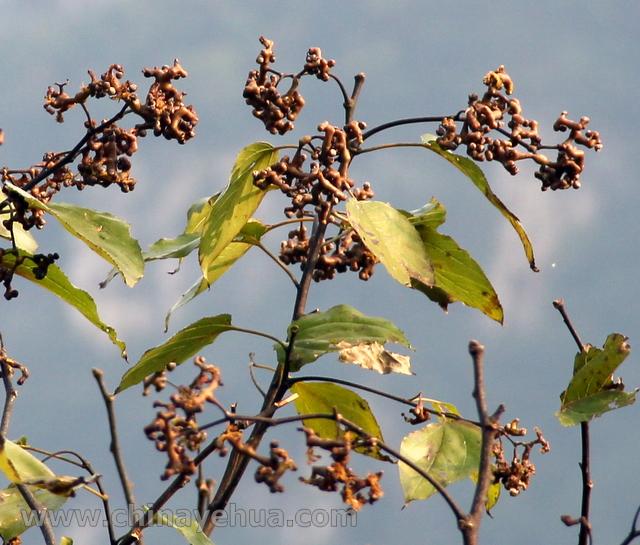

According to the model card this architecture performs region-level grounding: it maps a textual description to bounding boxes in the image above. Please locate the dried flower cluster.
[436,65,602,190]
[243,36,335,135]
[299,427,383,511]
[212,424,297,494]
[2,60,198,233]
[254,121,377,281]
[144,357,219,480]
[492,424,550,496]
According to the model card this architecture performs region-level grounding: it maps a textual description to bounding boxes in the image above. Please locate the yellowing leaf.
[421,134,537,271]
[0,440,54,483]
[346,200,434,287]
[199,142,277,282]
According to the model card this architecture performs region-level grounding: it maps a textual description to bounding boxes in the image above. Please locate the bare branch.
[93,368,136,509]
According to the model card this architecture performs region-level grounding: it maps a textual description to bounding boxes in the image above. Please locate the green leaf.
[557,389,637,426]
[164,220,267,331]
[412,226,503,323]
[154,512,213,545]
[291,382,389,461]
[117,315,233,393]
[404,197,447,230]
[346,200,434,287]
[0,193,38,253]
[557,333,635,425]
[144,233,200,261]
[277,304,411,372]
[6,184,144,286]
[0,250,126,356]
[421,135,538,272]
[199,142,278,282]
[0,486,67,541]
[562,334,631,402]
[399,420,482,503]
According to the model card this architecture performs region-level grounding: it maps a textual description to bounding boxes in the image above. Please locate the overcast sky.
[1,2,639,544]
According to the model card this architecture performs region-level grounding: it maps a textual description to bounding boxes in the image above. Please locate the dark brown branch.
[462,340,503,545]
[201,212,331,535]
[553,299,591,545]
[0,339,56,545]
[92,368,136,509]
[16,484,57,545]
[0,356,17,443]
[553,299,585,351]
[620,504,640,545]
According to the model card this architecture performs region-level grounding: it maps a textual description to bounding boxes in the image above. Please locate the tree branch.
[201,213,331,535]
[361,112,464,142]
[93,368,136,509]
[553,299,592,545]
[0,338,56,545]
[463,340,503,545]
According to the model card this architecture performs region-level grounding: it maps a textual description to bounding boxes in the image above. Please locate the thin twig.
[553,299,592,545]
[93,369,136,509]
[361,112,464,142]
[287,375,479,425]
[225,326,287,350]
[249,354,267,399]
[354,142,434,156]
[254,241,300,288]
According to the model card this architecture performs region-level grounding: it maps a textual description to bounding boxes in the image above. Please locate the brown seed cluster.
[243,37,336,135]
[254,122,378,281]
[299,427,383,511]
[144,357,220,480]
[436,65,602,190]
[2,61,198,235]
[492,424,550,497]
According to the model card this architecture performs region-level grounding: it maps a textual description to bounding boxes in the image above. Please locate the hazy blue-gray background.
[1,1,638,544]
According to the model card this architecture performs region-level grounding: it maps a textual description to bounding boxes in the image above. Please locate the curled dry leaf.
[337,341,412,375]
